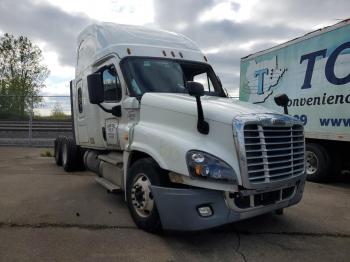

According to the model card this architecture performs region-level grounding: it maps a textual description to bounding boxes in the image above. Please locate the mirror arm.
[195,96,209,135]
[98,103,112,114]
[98,104,122,117]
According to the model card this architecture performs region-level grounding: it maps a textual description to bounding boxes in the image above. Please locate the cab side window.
[102,66,122,102]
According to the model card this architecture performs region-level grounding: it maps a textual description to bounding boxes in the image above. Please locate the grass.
[40,150,53,157]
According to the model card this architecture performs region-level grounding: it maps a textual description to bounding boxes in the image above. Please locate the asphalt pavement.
[0,147,349,262]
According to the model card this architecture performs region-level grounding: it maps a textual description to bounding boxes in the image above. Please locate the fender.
[127,119,242,183]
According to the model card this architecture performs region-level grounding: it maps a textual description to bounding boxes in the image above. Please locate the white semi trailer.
[55,23,306,232]
[240,19,350,182]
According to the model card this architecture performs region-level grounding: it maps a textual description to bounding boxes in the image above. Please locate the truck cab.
[56,23,306,232]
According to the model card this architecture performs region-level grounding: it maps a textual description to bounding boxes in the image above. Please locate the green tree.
[0,33,49,118]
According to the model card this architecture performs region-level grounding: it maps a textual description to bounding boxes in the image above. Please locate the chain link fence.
[0,95,72,147]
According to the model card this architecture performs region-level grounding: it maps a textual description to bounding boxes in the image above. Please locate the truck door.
[100,64,123,149]
[76,79,89,144]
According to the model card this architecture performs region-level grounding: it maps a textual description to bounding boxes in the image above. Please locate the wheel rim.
[306,151,318,175]
[131,173,154,218]
[62,143,67,166]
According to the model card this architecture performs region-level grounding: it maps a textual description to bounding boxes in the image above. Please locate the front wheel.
[126,158,164,233]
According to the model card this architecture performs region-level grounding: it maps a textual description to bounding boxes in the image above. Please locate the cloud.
[153,0,215,29]
[152,0,310,90]
[182,20,304,51]
[251,0,350,29]
[151,0,349,91]
[0,0,348,94]
[0,0,93,66]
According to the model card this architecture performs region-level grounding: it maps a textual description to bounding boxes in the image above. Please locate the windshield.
[121,57,225,97]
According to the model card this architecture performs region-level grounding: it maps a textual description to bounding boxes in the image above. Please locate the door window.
[102,66,122,102]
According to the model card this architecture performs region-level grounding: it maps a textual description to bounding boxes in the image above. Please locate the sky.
[0,0,349,100]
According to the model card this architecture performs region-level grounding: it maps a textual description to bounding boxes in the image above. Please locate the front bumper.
[151,177,305,231]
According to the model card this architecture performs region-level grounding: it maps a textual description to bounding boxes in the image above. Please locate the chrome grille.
[243,123,305,183]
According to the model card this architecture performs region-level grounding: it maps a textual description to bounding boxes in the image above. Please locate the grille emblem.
[272,119,286,126]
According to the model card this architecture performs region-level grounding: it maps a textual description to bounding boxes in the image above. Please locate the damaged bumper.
[151,177,305,231]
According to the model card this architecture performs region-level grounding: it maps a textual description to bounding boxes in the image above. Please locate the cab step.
[95,177,122,193]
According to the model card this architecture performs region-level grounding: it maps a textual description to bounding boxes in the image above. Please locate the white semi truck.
[240,19,350,182]
[55,23,306,232]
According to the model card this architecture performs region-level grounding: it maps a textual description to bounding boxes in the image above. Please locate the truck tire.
[305,143,331,182]
[126,158,164,233]
[62,137,79,172]
[54,136,64,166]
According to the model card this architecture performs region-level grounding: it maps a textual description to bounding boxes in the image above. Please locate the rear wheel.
[54,136,64,166]
[126,158,165,233]
[62,137,79,172]
[306,143,331,182]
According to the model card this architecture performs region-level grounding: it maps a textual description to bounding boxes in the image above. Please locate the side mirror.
[87,73,104,104]
[274,93,289,114]
[187,81,204,97]
[187,81,209,135]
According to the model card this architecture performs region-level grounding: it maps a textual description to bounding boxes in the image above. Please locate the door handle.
[102,127,106,141]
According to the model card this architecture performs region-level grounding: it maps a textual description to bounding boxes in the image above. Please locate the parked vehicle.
[240,19,350,182]
[55,23,306,232]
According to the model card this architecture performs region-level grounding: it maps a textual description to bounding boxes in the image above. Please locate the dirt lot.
[0,147,349,262]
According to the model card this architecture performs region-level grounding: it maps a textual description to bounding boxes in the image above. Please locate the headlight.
[186,150,237,183]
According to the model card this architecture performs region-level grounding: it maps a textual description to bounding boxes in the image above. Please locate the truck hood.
[141,93,277,124]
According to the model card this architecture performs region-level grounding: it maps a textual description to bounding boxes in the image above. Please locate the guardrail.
[0,120,73,147]
[0,95,72,147]
[0,121,72,131]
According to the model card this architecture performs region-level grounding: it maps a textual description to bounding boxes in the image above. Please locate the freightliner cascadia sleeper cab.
[54,23,306,232]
